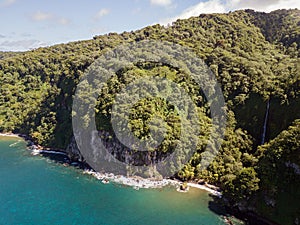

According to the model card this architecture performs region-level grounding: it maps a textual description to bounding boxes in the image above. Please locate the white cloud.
[94,8,110,20]
[160,0,300,25]
[31,11,53,21]
[0,0,16,7]
[0,39,48,51]
[227,0,300,12]
[160,0,226,25]
[150,0,172,7]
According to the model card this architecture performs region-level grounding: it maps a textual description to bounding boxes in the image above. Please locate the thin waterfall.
[261,99,270,145]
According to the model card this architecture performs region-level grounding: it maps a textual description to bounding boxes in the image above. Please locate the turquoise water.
[0,137,228,225]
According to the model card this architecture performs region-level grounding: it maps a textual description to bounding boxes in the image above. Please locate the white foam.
[81,169,222,196]
[30,148,68,157]
[39,150,67,155]
[0,133,20,138]
[31,149,41,155]
[9,140,21,147]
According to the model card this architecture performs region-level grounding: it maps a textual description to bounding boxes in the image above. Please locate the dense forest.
[0,9,299,225]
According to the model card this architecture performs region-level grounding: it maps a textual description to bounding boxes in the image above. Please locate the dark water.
[0,137,232,225]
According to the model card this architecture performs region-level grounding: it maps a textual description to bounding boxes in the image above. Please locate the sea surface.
[0,137,236,225]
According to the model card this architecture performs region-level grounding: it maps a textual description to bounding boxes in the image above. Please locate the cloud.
[150,0,172,7]
[0,0,16,7]
[227,0,281,9]
[0,39,48,51]
[94,8,110,20]
[228,0,300,12]
[31,11,53,21]
[160,0,300,25]
[160,0,226,25]
[0,34,6,38]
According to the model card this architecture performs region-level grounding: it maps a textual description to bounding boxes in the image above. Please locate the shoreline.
[3,132,275,224]
[0,132,222,196]
[81,168,222,196]
[0,133,22,138]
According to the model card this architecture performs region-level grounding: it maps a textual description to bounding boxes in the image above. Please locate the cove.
[0,137,241,225]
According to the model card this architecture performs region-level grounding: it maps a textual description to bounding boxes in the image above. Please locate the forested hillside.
[0,9,299,224]
[256,120,300,224]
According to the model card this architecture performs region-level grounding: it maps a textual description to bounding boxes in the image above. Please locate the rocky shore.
[2,132,275,224]
[81,168,222,196]
[0,132,222,196]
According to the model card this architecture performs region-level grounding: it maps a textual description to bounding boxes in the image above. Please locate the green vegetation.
[0,9,299,224]
[256,120,300,225]
[0,51,22,60]
[247,9,300,51]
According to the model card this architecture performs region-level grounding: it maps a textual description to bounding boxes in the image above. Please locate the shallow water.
[0,137,229,225]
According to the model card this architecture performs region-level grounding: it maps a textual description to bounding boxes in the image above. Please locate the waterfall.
[261,99,270,145]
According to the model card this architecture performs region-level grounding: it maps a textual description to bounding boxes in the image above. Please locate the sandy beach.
[187,182,222,197]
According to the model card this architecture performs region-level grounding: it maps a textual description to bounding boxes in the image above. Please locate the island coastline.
[0,132,221,196]
[1,132,278,225]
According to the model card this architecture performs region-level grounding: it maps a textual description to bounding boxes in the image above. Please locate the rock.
[198,179,205,185]
[65,136,83,162]
[180,182,189,191]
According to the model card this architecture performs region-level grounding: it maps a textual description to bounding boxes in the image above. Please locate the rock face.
[98,130,159,167]
[65,136,83,162]
[64,130,166,178]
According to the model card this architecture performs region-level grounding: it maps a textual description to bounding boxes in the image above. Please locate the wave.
[82,169,222,196]
[31,149,67,156]
[9,140,22,147]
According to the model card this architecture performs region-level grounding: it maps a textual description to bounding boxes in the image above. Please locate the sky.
[0,0,299,51]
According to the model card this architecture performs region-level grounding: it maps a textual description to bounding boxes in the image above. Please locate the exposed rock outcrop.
[65,130,169,179]
[65,136,83,162]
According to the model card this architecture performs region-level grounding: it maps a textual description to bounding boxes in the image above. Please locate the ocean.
[0,136,237,225]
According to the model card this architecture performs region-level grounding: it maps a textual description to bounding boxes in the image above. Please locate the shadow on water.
[207,196,242,225]
[39,152,92,171]
[35,150,281,225]
[208,195,280,225]
[40,152,69,163]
